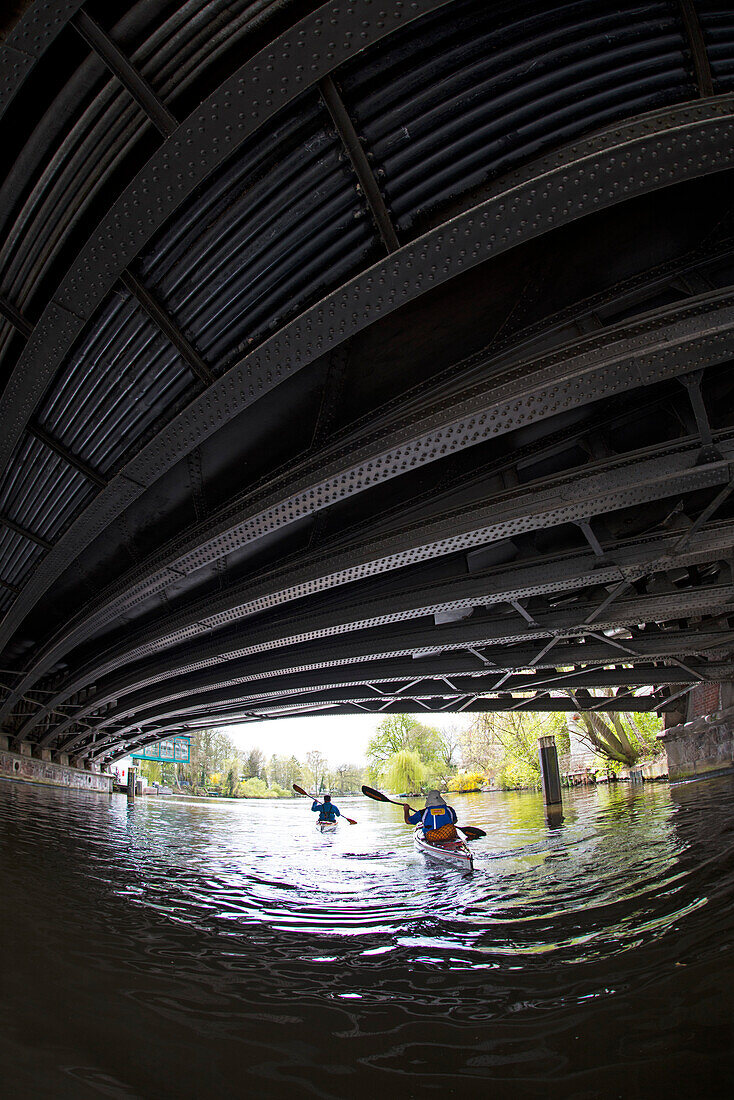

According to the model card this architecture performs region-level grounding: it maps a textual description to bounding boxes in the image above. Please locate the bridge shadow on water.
[2,779,734,1099]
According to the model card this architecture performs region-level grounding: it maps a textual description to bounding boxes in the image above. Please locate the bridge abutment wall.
[659,684,734,782]
[0,738,112,793]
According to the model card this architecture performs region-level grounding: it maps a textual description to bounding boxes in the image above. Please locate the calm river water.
[2,777,734,1099]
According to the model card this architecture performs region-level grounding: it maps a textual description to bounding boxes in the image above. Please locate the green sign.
[132,736,190,763]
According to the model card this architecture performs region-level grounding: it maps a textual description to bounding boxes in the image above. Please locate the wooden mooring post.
[538,735,563,825]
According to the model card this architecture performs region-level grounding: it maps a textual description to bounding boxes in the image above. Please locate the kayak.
[413,826,473,872]
[317,820,338,833]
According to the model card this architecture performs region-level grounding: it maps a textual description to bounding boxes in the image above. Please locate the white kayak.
[413,826,473,872]
[317,819,338,833]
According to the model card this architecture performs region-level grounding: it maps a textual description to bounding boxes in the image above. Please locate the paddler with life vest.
[403,790,459,842]
[312,793,341,824]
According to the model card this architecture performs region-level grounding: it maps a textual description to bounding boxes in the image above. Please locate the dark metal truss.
[2,0,734,762]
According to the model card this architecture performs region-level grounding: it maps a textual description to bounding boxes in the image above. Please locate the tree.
[235,777,293,798]
[462,711,569,789]
[281,755,301,789]
[334,762,364,793]
[243,747,265,779]
[268,753,283,787]
[306,750,327,791]
[567,692,664,766]
[137,759,162,785]
[366,715,442,783]
[460,719,501,777]
[385,750,428,795]
[221,749,244,795]
[436,723,461,779]
[238,777,270,798]
[179,729,242,792]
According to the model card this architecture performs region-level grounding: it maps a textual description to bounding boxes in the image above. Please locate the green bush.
[235,777,293,798]
[497,758,541,791]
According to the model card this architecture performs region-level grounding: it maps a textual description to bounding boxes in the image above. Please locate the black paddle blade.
[293,784,310,797]
[461,826,486,841]
[361,784,392,802]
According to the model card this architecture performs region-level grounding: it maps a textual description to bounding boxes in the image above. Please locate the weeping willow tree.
[385,750,428,795]
[567,690,663,766]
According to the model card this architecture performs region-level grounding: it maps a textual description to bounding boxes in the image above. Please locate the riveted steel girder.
[38,520,734,747]
[36,581,734,752]
[90,689,687,763]
[4,1,734,754]
[12,283,734,706]
[3,95,734,668]
[13,438,734,739]
[66,659,722,756]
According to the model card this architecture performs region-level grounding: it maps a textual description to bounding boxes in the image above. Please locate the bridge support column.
[659,684,734,781]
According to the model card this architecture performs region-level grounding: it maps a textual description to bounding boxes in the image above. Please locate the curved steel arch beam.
[94,628,734,761]
[2,94,734,694]
[44,570,734,753]
[0,1,86,118]
[45,514,734,748]
[64,579,733,750]
[80,584,734,700]
[40,542,651,743]
[0,0,454,473]
[91,663,732,729]
[42,531,690,744]
[81,658,733,745]
[16,283,734,708]
[85,626,734,760]
[16,439,734,739]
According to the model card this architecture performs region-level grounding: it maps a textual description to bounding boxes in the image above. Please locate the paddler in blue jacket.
[312,793,340,823]
[403,790,458,841]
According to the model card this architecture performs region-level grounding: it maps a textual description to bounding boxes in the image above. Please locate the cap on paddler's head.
[424,789,446,808]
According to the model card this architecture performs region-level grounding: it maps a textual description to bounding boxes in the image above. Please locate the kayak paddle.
[292,783,357,824]
[361,784,486,840]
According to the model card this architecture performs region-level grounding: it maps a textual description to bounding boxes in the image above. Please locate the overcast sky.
[224,712,473,766]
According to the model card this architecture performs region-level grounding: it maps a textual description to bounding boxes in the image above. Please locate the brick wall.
[688,682,721,720]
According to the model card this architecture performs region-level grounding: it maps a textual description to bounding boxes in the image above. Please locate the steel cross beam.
[43,521,734,746]
[70,10,178,137]
[3,95,734,668]
[0,295,32,338]
[48,652,734,753]
[11,284,734,707]
[64,659,729,754]
[87,689,685,761]
[16,439,734,739]
[37,582,734,751]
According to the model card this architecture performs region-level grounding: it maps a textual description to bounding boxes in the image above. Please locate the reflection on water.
[2,778,734,1098]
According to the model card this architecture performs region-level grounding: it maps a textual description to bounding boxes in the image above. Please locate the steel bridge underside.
[2,0,734,765]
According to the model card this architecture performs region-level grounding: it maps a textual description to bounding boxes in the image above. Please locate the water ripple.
[3,777,734,1097]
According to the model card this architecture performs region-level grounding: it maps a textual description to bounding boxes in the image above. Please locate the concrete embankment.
[0,739,112,793]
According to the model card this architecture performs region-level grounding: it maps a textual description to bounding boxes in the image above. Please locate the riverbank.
[143,789,295,804]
